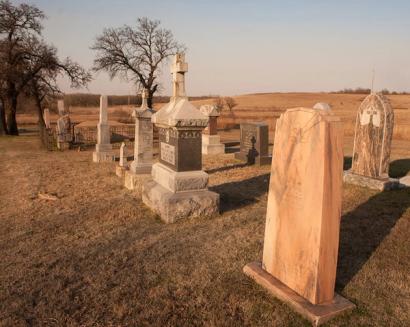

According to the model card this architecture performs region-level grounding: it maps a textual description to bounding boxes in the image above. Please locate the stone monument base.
[124,170,151,193]
[243,262,355,326]
[202,135,225,155]
[116,166,128,178]
[234,151,272,166]
[343,171,400,191]
[93,151,115,163]
[142,179,219,223]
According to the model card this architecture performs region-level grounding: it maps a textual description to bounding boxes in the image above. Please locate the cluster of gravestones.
[89,54,409,325]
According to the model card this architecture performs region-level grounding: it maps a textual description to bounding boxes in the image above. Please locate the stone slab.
[151,163,209,193]
[93,151,115,163]
[116,165,128,178]
[124,170,151,193]
[142,179,219,223]
[243,262,355,326]
[344,171,400,191]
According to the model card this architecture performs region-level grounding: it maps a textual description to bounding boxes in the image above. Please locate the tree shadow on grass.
[210,173,270,213]
[205,162,249,174]
[389,159,410,178]
[336,188,410,291]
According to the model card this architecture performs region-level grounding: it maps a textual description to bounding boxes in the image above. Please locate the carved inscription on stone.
[161,142,175,165]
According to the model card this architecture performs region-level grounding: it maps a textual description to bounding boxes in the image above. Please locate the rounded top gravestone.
[351,92,394,178]
[313,102,331,111]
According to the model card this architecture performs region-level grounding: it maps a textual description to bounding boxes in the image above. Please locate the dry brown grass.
[0,131,409,326]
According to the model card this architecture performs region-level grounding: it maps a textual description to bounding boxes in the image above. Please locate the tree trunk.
[147,91,153,109]
[0,101,8,135]
[6,94,19,135]
[35,94,45,129]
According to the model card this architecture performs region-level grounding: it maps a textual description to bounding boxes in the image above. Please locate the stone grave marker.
[344,92,398,190]
[234,122,271,165]
[244,106,355,325]
[116,142,129,178]
[200,105,225,155]
[43,109,51,129]
[56,100,72,150]
[124,89,155,191]
[92,95,114,162]
[142,53,219,223]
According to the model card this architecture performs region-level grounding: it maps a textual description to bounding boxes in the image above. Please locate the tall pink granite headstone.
[244,106,355,326]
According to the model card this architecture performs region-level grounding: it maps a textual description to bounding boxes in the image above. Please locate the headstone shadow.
[210,173,270,213]
[205,162,249,174]
[389,158,410,178]
[336,188,410,291]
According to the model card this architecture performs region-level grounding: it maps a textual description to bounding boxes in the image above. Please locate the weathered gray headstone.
[235,122,272,165]
[142,54,219,223]
[124,89,154,191]
[92,95,114,162]
[344,93,398,190]
[200,105,225,155]
[56,99,72,150]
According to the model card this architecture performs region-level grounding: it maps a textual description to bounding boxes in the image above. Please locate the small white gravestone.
[92,95,113,162]
[119,142,128,167]
[56,99,72,150]
[43,108,50,129]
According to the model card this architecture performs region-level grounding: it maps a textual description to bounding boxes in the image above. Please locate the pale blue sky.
[17,0,410,95]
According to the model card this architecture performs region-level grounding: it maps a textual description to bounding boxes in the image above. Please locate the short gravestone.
[43,108,51,129]
[344,93,398,190]
[116,142,129,178]
[244,106,355,326]
[56,100,72,150]
[142,53,219,223]
[234,122,272,165]
[200,105,225,155]
[124,89,154,192]
[92,95,114,162]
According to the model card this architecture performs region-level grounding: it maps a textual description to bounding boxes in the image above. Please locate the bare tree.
[26,52,91,129]
[91,17,184,108]
[0,1,90,135]
[0,0,45,134]
[224,97,237,111]
[213,96,224,112]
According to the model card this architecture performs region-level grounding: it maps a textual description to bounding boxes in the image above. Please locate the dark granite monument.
[235,122,272,165]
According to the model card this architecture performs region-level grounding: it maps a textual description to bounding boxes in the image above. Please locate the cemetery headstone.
[43,108,51,129]
[92,95,114,162]
[244,106,355,326]
[116,142,129,178]
[124,89,155,191]
[56,100,72,150]
[200,105,225,155]
[234,122,272,165]
[344,93,398,190]
[142,53,219,223]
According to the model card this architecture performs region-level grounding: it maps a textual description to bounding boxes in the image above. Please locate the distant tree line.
[333,87,409,95]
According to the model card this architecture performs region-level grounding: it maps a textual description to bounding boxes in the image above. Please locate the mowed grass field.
[1,92,410,326]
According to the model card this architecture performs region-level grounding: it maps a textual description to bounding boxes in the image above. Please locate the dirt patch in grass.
[0,134,409,326]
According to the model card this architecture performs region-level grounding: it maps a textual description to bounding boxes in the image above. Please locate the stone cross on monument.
[171,53,188,99]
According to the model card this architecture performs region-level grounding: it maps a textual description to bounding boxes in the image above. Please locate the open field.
[1,127,410,326]
[17,92,410,143]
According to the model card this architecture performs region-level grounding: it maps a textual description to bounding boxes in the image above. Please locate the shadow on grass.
[336,188,410,291]
[389,159,410,178]
[206,162,249,174]
[210,173,270,213]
